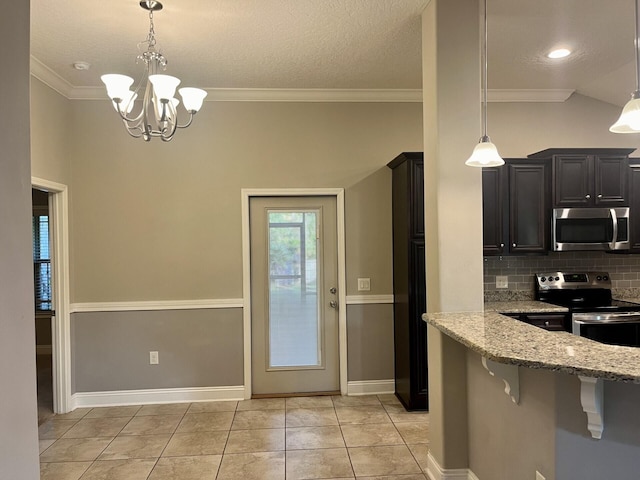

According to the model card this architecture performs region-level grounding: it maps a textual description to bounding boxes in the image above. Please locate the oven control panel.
[535,271,611,290]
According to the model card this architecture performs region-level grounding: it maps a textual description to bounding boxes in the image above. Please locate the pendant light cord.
[481,0,489,140]
[635,0,640,95]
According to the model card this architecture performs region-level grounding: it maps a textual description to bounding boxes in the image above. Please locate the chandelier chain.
[147,9,157,49]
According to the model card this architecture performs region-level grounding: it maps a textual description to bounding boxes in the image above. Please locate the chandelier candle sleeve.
[100,0,207,142]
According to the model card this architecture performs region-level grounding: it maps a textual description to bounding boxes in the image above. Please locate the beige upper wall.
[30,77,72,185]
[62,97,423,302]
[31,84,640,304]
[490,93,640,157]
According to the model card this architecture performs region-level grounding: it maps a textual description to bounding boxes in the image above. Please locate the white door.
[250,196,339,395]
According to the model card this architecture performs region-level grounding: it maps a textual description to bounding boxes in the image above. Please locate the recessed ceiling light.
[547,48,571,59]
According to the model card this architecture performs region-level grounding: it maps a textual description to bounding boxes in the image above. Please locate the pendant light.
[610,0,640,133]
[466,0,504,167]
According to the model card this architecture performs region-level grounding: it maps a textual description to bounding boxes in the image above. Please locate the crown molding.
[30,56,575,104]
[488,88,575,103]
[30,55,75,98]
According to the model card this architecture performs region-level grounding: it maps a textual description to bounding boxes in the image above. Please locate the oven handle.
[573,311,640,324]
[609,208,618,250]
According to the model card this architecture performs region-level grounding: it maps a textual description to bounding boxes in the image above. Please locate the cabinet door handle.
[512,243,516,247]
[585,194,591,199]
[598,194,603,199]
[500,243,504,248]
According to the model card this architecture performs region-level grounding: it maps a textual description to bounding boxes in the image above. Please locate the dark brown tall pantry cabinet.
[387,152,428,411]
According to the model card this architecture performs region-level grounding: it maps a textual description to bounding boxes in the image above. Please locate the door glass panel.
[268,210,320,368]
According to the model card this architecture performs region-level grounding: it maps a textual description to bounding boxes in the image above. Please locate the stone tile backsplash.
[483,252,640,301]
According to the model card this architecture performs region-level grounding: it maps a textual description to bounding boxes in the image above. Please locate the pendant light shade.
[465,136,504,167]
[610,0,640,133]
[610,94,640,133]
[467,0,504,167]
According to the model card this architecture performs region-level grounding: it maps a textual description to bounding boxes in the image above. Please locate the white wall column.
[422,0,484,472]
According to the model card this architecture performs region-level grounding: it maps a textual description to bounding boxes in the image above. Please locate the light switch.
[357,278,371,291]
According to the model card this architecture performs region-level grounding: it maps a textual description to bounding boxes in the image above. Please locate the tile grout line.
[143,402,192,480]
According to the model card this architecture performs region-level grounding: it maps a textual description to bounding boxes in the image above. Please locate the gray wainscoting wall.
[555,374,640,479]
[72,308,244,392]
[346,303,395,382]
[71,303,394,395]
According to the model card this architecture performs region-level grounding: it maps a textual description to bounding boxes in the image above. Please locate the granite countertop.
[484,300,568,314]
[423,310,640,383]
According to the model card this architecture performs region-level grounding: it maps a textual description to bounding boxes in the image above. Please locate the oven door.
[553,207,630,251]
[572,312,640,347]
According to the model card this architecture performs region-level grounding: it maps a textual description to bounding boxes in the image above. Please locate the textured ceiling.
[30,0,637,105]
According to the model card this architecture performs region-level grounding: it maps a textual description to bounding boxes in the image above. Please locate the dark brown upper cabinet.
[528,148,634,208]
[482,159,550,256]
[628,159,640,251]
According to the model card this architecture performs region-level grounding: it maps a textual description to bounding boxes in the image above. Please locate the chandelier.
[101,0,207,142]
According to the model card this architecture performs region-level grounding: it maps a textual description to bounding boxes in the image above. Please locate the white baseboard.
[36,345,52,355]
[347,379,395,396]
[71,385,245,409]
[426,451,479,480]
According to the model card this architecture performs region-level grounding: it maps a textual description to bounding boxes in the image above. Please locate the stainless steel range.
[535,271,640,347]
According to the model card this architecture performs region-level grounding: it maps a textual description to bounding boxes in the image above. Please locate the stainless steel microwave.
[552,207,630,251]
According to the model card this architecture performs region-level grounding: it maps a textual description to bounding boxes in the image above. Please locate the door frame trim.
[32,177,72,413]
[241,188,347,399]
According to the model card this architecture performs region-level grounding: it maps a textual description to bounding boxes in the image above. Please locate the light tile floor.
[39,394,430,480]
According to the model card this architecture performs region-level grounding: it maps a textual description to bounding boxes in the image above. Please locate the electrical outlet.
[496,275,509,289]
[357,277,371,291]
[536,471,546,480]
[149,351,159,365]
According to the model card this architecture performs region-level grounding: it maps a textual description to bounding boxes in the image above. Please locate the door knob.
[329,287,337,294]
[329,300,338,309]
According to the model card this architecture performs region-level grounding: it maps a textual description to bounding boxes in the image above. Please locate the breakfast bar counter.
[423,309,640,383]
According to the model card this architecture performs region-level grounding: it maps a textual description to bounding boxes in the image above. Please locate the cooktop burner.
[534,271,640,312]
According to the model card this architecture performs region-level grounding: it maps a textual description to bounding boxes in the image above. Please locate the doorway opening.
[32,177,72,414]
[32,188,54,424]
